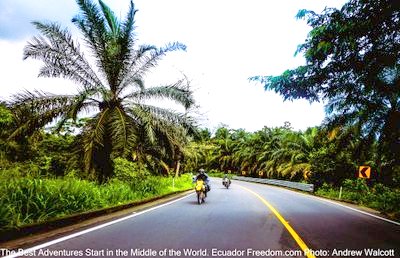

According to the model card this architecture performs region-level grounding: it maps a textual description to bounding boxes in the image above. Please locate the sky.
[0,0,348,132]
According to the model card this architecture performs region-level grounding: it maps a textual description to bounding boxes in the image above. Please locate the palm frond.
[8,91,78,138]
[53,96,98,133]
[118,44,159,91]
[127,103,193,159]
[81,108,110,173]
[99,0,120,37]
[116,1,138,89]
[119,42,186,91]
[72,0,106,55]
[123,81,194,109]
[121,0,137,47]
[24,22,104,92]
[107,106,138,156]
[128,105,156,143]
[127,103,193,129]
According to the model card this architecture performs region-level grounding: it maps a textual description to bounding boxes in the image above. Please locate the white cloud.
[0,0,78,40]
[0,40,77,99]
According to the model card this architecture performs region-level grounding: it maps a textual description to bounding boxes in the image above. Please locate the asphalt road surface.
[3,178,400,258]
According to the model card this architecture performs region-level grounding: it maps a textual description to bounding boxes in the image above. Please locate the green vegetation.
[0,0,399,233]
[0,0,195,233]
[207,171,228,178]
[244,0,399,218]
[0,168,192,231]
[9,0,195,182]
[316,179,400,220]
[250,0,399,186]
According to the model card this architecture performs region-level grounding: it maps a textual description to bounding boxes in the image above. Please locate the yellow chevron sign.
[358,166,371,179]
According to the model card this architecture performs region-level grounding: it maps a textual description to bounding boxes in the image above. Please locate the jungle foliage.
[183,124,400,188]
[1,0,400,229]
[250,0,400,185]
[0,0,195,232]
[7,0,195,182]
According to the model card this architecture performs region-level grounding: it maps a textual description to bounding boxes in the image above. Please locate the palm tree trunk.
[94,132,114,183]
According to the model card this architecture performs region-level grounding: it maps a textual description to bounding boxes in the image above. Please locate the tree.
[277,127,319,180]
[250,0,400,185]
[0,103,13,127]
[0,102,40,163]
[213,127,236,172]
[9,0,195,182]
[0,104,14,163]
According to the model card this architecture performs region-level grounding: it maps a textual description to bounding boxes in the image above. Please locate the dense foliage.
[0,0,198,234]
[316,179,400,219]
[183,124,399,188]
[250,0,400,186]
[7,0,195,182]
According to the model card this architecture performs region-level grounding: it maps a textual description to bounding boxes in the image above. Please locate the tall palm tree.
[9,0,195,182]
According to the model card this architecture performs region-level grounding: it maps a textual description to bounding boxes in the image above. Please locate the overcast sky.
[0,0,347,132]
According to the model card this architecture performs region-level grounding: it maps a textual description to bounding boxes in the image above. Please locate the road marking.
[264,184,400,226]
[238,185,316,258]
[236,179,400,226]
[307,195,400,226]
[3,193,194,258]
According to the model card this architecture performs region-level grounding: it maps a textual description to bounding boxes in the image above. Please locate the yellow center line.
[237,184,316,258]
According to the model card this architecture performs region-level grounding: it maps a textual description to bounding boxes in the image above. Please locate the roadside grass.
[315,179,400,220]
[207,170,233,178]
[0,174,193,232]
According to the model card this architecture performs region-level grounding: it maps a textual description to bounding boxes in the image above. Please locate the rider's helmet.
[199,168,205,174]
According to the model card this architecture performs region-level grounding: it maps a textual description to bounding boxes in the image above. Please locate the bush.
[0,162,42,179]
[342,179,369,193]
[0,173,193,231]
[113,157,150,182]
[315,179,400,219]
[315,183,338,198]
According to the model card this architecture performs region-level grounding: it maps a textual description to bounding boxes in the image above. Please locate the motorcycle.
[222,177,231,189]
[195,179,206,204]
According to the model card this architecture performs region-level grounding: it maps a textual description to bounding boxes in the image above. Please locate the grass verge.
[0,174,193,233]
[315,179,400,221]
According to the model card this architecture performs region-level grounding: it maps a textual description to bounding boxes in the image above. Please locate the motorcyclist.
[195,168,210,193]
[223,173,231,185]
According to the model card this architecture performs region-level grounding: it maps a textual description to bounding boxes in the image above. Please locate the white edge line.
[3,193,194,258]
[310,196,400,226]
[236,179,400,226]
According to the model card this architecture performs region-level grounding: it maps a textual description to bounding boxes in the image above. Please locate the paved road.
[3,178,400,258]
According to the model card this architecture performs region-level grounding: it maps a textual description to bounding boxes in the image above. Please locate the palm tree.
[213,127,236,172]
[9,0,195,182]
[278,128,318,180]
[255,127,286,178]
